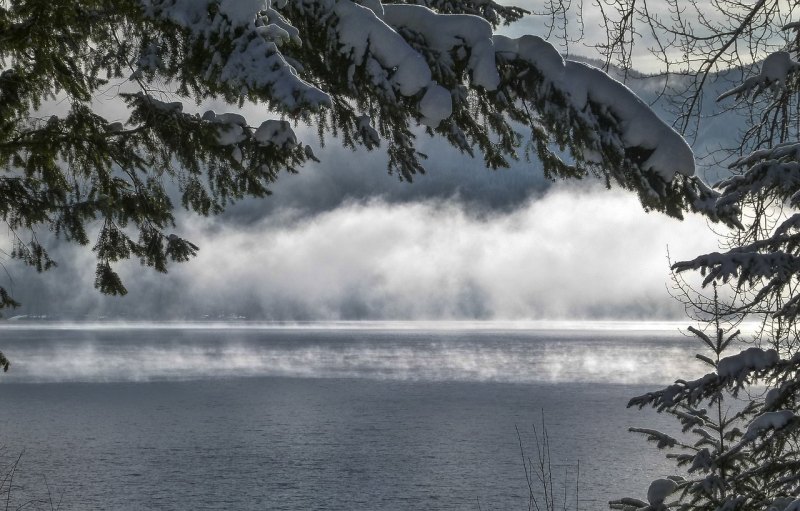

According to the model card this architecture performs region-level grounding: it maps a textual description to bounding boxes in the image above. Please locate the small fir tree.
[612,284,800,510]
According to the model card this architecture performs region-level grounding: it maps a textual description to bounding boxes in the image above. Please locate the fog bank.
[8,185,717,321]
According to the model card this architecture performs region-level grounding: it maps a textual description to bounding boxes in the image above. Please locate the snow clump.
[382,5,500,90]
[719,51,800,101]
[717,347,779,381]
[254,120,297,148]
[203,110,249,146]
[419,84,453,127]
[647,478,678,507]
[744,410,796,441]
[334,0,431,97]
[143,0,330,110]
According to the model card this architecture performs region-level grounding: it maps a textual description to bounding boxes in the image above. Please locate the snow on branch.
[673,249,800,289]
[494,34,695,183]
[629,347,792,412]
[672,141,800,297]
[718,347,780,381]
[261,0,722,218]
[628,427,679,449]
[334,0,432,97]
[717,141,800,210]
[0,0,724,232]
[670,135,800,313]
[742,410,797,442]
[142,0,331,111]
[718,51,800,102]
[383,4,500,91]
[489,35,730,222]
[145,0,702,179]
[396,0,529,27]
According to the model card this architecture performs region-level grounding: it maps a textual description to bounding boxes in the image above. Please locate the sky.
[1,3,743,322]
[503,0,796,72]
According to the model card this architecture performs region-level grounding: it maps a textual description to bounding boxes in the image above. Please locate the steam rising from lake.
[8,186,717,320]
[0,324,706,384]
[166,188,715,319]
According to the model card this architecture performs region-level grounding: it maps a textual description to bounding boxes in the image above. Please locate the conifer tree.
[611,284,800,510]
[0,0,723,312]
[536,2,800,508]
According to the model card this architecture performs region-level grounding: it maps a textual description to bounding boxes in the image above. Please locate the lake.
[0,322,707,510]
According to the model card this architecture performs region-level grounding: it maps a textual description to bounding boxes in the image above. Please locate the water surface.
[0,323,703,510]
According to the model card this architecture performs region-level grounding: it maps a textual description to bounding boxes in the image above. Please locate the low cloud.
[8,184,718,321]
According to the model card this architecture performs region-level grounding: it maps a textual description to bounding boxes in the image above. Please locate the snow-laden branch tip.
[718,51,800,102]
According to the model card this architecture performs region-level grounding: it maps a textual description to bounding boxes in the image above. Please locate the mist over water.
[9,187,717,321]
[0,323,705,384]
[0,324,704,510]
